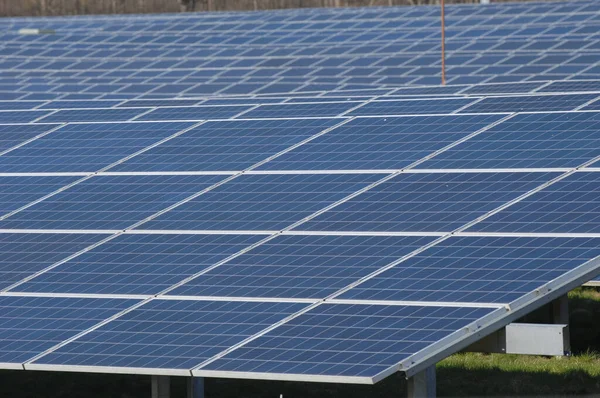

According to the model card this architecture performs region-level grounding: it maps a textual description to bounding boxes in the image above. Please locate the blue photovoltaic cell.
[257,114,504,170]
[33,300,306,370]
[0,124,60,153]
[39,100,123,109]
[0,174,226,230]
[140,173,383,231]
[341,236,600,303]
[348,98,477,116]
[461,82,543,95]
[117,99,203,108]
[417,112,600,169]
[0,176,79,217]
[0,121,194,173]
[0,101,45,111]
[582,100,600,110]
[539,81,600,93]
[470,172,600,233]
[37,108,148,123]
[16,233,264,295]
[241,102,358,118]
[112,118,338,172]
[0,110,50,123]
[0,296,136,364]
[202,304,493,378]
[137,105,251,121]
[170,234,435,299]
[298,172,558,232]
[459,94,599,113]
[0,233,108,290]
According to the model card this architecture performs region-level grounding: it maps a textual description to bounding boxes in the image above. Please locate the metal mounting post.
[407,365,436,398]
[151,376,170,398]
[187,377,205,398]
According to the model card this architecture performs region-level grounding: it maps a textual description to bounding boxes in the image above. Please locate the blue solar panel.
[0,101,45,111]
[37,108,149,123]
[341,236,600,303]
[33,299,306,370]
[15,233,264,295]
[117,99,203,108]
[539,80,600,93]
[202,304,493,378]
[0,175,226,230]
[0,296,136,364]
[0,176,79,217]
[137,105,252,121]
[0,233,108,290]
[348,98,477,116]
[470,171,600,233]
[39,100,123,109]
[298,172,558,232]
[0,110,50,123]
[417,112,600,169]
[0,123,61,153]
[241,102,358,119]
[112,118,338,172]
[140,173,383,231]
[257,114,504,170]
[459,94,599,113]
[0,122,194,173]
[169,234,435,299]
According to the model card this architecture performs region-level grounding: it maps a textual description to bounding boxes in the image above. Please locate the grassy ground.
[1,288,599,397]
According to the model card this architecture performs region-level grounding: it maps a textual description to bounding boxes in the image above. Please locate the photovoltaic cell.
[298,172,558,232]
[37,108,148,123]
[241,102,358,118]
[257,114,504,170]
[0,296,136,364]
[33,300,306,370]
[137,105,251,121]
[0,176,80,217]
[0,233,109,291]
[140,173,383,231]
[15,233,264,295]
[348,98,477,116]
[459,94,599,113]
[202,304,493,378]
[0,122,194,173]
[0,110,50,124]
[39,100,123,109]
[0,124,61,153]
[417,112,600,169]
[112,118,338,172]
[470,171,600,233]
[169,234,435,299]
[0,174,226,230]
[0,101,45,111]
[340,236,600,303]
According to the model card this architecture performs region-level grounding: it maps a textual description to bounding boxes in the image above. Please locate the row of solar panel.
[1,93,598,124]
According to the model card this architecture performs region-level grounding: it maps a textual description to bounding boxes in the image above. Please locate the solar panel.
[169,234,435,299]
[241,102,358,119]
[0,110,50,123]
[469,171,600,233]
[347,98,478,116]
[257,114,505,171]
[140,173,383,231]
[298,172,558,232]
[0,174,226,230]
[0,295,136,365]
[32,299,306,371]
[416,112,600,169]
[339,236,600,303]
[459,94,599,113]
[37,108,149,123]
[199,304,494,379]
[136,105,252,121]
[112,118,339,172]
[0,121,195,173]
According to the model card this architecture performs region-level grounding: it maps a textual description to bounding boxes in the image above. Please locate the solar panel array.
[1,0,600,385]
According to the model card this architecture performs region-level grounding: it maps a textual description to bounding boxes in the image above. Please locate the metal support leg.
[151,376,170,398]
[407,366,436,398]
[187,377,204,398]
[552,294,571,354]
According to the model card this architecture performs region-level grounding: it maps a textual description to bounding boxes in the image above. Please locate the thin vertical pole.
[441,0,446,86]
